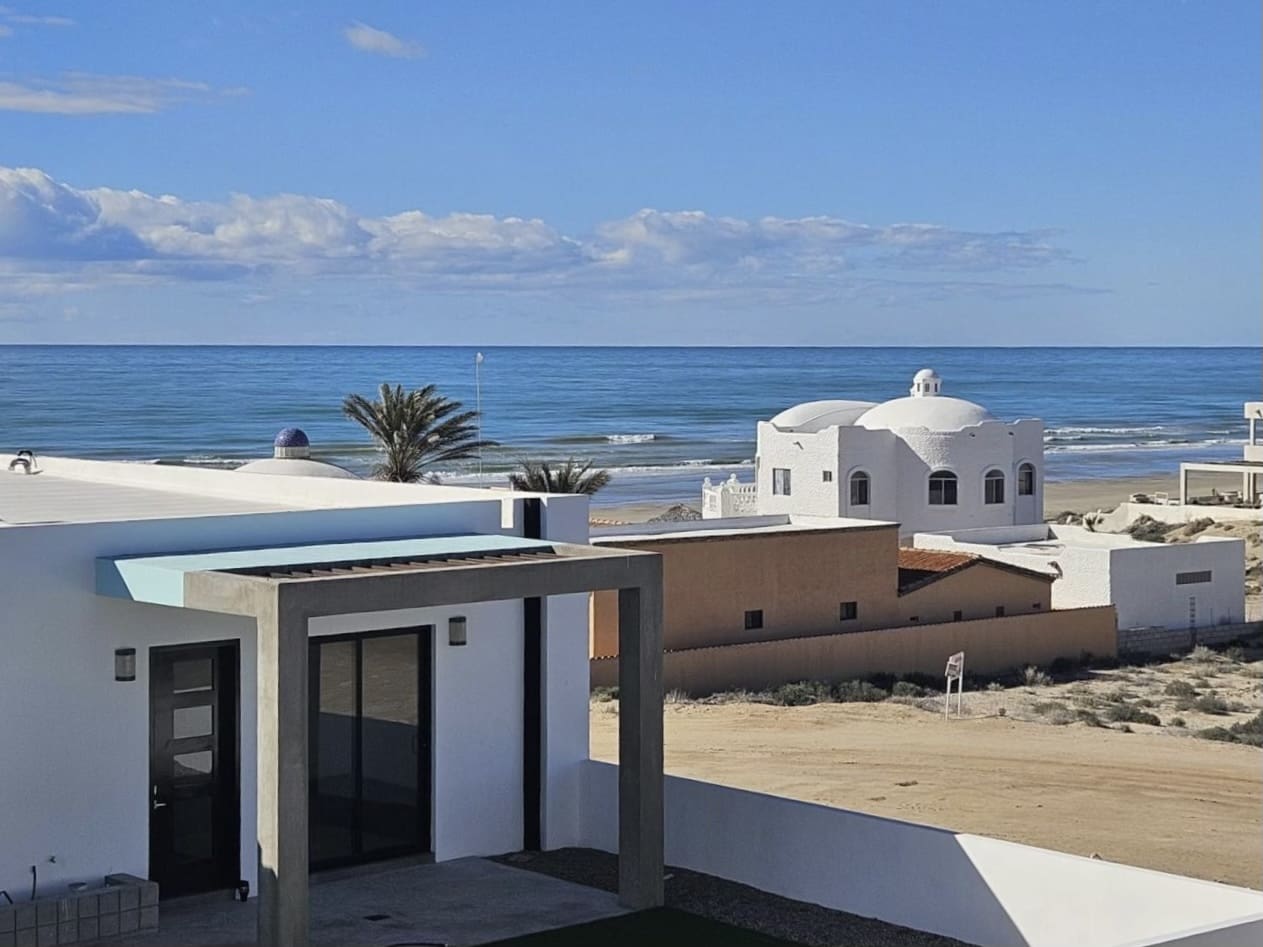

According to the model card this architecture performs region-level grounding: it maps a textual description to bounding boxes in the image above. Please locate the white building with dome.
[703,369,1044,536]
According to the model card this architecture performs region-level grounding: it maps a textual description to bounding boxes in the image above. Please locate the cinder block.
[119,910,138,934]
[103,874,144,888]
[57,922,76,944]
[96,891,118,916]
[0,906,14,932]
[34,926,55,947]
[56,899,75,924]
[139,882,159,908]
[14,927,34,947]
[76,918,98,942]
[117,887,139,912]
[13,907,35,931]
[97,914,118,938]
[139,907,158,930]
[74,897,95,920]
[0,927,14,947]
[33,905,53,929]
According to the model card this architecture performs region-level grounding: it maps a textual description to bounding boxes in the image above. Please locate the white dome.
[769,400,877,433]
[856,396,993,432]
[236,458,360,480]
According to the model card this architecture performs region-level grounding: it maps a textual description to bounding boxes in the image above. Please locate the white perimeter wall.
[0,493,593,895]
[581,762,1263,947]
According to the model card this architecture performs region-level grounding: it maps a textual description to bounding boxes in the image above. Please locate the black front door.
[309,627,432,870]
[149,642,240,897]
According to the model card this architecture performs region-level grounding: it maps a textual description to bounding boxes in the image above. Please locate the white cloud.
[0,73,246,115]
[0,7,75,27]
[0,166,1084,301]
[343,21,424,59]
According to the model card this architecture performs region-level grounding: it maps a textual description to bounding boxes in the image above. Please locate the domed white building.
[236,428,359,480]
[704,369,1044,535]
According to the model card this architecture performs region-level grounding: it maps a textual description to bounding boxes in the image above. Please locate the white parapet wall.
[581,761,1263,947]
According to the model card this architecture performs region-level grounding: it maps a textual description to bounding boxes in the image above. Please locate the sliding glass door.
[309,628,432,869]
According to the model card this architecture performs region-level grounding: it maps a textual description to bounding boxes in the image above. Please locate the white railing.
[701,475,758,519]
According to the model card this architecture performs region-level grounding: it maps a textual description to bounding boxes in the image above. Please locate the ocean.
[2,346,1258,507]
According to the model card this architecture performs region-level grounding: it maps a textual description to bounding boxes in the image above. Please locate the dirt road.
[590,701,1262,888]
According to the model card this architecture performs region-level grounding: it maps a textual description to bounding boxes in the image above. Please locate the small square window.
[909,615,919,623]
[952,610,963,622]
[1032,602,1042,610]
[995,605,1005,617]
[772,468,792,496]
[839,601,858,621]
[822,470,833,482]
[744,609,764,630]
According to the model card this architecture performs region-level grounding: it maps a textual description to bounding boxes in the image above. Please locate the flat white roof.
[0,456,521,527]
[592,513,896,543]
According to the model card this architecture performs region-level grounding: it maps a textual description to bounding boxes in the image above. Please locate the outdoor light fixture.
[448,616,468,647]
[114,648,136,682]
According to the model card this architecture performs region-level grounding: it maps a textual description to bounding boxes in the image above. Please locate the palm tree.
[509,458,612,495]
[342,383,495,483]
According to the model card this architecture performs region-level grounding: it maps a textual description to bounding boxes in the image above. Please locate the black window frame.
[850,470,870,506]
[822,469,833,483]
[744,609,764,630]
[952,610,963,622]
[839,601,858,622]
[929,470,958,506]
[1018,463,1036,496]
[984,470,1005,505]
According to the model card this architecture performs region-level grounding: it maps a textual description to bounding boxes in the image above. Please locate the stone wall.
[1117,621,1263,658]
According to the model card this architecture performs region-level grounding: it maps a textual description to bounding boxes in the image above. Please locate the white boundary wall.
[581,761,1263,947]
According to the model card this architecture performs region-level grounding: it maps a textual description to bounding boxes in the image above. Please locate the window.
[839,601,858,621]
[995,605,1006,617]
[928,470,958,505]
[744,609,764,630]
[1032,602,1042,610]
[909,615,919,622]
[772,468,792,496]
[952,610,963,622]
[822,469,833,482]
[850,470,870,506]
[1018,463,1036,496]
[1176,570,1213,585]
[984,469,1005,505]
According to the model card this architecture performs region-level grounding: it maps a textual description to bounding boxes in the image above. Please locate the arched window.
[984,469,1005,504]
[928,470,958,506]
[1018,463,1036,497]
[849,470,870,506]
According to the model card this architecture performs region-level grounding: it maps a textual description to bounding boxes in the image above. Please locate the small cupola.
[910,368,942,398]
[272,428,311,459]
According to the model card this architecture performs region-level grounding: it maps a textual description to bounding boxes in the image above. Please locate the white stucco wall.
[581,761,1263,947]
[755,423,842,517]
[0,491,590,896]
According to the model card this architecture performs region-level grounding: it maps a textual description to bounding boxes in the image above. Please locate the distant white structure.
[914,523,1246,631]
[705,369,1044,536]
[237,427,359,479]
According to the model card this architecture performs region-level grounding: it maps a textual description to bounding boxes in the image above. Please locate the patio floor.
[478,907,801,945]
[82,858,628,947]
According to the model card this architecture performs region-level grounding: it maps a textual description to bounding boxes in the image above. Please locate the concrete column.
[1179,466,1189,505]
[617,577,664,909]
[255,592,310,947]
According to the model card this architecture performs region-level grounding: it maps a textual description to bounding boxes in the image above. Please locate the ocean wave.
[1046,438,1242,454]
[435,459,754,483]
[1046,425,1166,436]
[606,433,657,444]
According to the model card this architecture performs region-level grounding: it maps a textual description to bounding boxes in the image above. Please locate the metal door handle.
[152,786,167,810]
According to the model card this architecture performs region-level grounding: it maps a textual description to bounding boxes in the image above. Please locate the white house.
[913,523,1246,632]
[704,369,1044,536]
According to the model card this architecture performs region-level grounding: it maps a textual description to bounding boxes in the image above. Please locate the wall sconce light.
[114,648,136,682]
[448,616,468,647]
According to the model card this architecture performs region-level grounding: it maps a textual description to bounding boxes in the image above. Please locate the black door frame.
[148,640,241,897]
[308,626,433,871]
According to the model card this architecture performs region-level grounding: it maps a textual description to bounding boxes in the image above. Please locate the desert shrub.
[1193,694,1230,715]
[1104,703,1162,726]
[664,688,691,704]
[1127,515,1177,543]
[1228,701,1251,713]
[1084,652,1121,670]
[770,681,833,706]
[1225,646,1246,663]
[591,686,619,702]
[1135,697,1156,708]
[1163,679,1197,698]
[1104,687,1138,702]
[1197,726,1235,742]
[1075,709,1105,727]
[1188,645,1219,664]
[1184,517,1215,536]
[866,672,898,692]
[1169,716,1186,728]
[892,681,928,698]
[1023,666,1052,687]
[897,671,942,692]
[834,679,890,703]
[987,681,1005,692]
[1031,700,1066,716]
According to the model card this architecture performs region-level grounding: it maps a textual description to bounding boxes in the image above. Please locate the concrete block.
[14,928,34,947]
[0,928,13,947]
[33,905,53,928]
[34,926,54,947]
[55,900,74,925]
[76,919,98,942]
[119,910,138,934]
[57,922,76,944]
[96,914,118,938]
[96,891,118,916]
[73,897,95,920]
[103,874,144,888]
[117,887,139,912]
[0,907,14,932]
[139,882,159,908]
[13,907,35,931]
[139,907,158,930]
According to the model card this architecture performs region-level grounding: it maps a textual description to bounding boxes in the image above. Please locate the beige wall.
[898,564,1052,626]
[591,525,901,657]
[590,605,1118,693]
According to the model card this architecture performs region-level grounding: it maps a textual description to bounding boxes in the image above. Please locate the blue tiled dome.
[274,428,310,449]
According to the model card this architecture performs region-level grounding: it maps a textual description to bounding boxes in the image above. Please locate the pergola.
[1178,460,1263,507]
[98,535,664,947]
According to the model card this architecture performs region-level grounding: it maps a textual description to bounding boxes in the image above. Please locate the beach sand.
[592,474,1182,524]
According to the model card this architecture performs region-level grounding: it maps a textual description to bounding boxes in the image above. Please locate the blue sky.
[0,1,1258,344]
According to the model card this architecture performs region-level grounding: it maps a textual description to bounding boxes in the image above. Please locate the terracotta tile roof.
[897,549,976,573]
[897,547,1053,595]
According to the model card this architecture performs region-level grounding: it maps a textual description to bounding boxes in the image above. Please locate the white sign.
[944,651,965,718]
[945,651,964,679]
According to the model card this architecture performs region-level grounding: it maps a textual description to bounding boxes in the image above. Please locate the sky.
[0,1,1259,345]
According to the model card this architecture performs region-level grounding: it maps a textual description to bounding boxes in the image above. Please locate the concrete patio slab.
[81,858,629,947]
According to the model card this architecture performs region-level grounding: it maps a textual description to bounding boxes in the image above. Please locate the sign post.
[944,651,964,718]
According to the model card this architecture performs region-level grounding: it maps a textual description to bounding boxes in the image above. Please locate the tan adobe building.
[590,516,1054,659]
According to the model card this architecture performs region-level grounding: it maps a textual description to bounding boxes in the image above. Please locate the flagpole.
[475,351,484,487]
